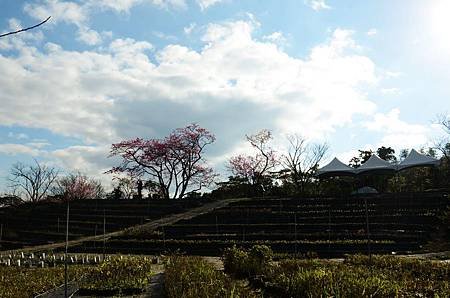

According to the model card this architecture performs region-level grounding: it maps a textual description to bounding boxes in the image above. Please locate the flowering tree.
[53,172,104,201]
[228,129,278,186]
[108,124,216,199]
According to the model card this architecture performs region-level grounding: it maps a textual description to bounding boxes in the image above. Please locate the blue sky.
[1,0,449,191]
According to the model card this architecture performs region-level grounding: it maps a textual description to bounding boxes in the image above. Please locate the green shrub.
[223,245,250,277]
[223,245,273,278]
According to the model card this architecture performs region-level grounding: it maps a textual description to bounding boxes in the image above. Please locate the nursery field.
[0,254,158,298]
[1,246,448,297]
[218,245,450,297]
[0,198,211,250]
[75,191,448,257]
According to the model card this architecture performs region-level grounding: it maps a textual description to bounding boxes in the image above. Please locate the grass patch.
[77,256,154,296]
[224,245,450,297]
[0,265,88,298]
[165,255,260,298]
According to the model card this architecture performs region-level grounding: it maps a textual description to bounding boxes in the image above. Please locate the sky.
[1,0,449,191]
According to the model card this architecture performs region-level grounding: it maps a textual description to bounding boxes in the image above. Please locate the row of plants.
[164,255,260,298]
[0,198,208,249]
[160,223,434,235]
[76,238,413,258]
[231,203,442,212]
[95,238,398,246]
[77,256,155,296]
[0,265,88,298]
[176,213,439,224]
[179,232,425,241]
[225,193,446,204]
[223,245,450,297]
[0,256,156,297]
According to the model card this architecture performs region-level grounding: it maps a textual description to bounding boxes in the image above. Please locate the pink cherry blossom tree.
[53,172,104,201]
[108,124,216,199]
[228,129,278,186]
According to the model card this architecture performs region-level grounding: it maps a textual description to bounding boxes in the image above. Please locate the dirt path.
[3,197,250,254]
[203,256,224,270]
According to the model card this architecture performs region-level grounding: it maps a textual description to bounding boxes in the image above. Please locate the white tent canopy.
[317,149,440,177]
[356,154,396,174]
[398,149,440,171]
[316,157,355,177]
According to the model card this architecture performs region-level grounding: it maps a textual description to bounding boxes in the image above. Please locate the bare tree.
[9,159,59,202]
[434,113,450,160]
[0,16,51,38]
[437,113,450,133]
[228,129,278,186]
[282,134,329,195]
[112,176,137,199]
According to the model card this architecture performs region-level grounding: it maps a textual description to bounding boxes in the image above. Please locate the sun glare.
[429,0,450,51]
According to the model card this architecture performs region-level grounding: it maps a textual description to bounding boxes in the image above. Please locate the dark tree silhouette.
[9,159,59,202]
[282,134,328,195]
[377,146,396,163]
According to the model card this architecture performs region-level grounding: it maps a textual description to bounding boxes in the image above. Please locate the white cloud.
[23,0,99,46]
[381,87,401,95]
[184,23,196,35]
[150,0,187,9]
[153,31,178,41]
[89,0,143,13]
[77,26,102,45]
[305,0,331,11]
[384,70,402,78]
[22,0,186,45]
[24,0,88,27]
[363,108,429,149]
[0,17,380,184]
[263,31,288,48]
[27,142,51,149]
[367,28,377,36]
[0,143,41,156]
[197,0,224,10]
[8,132,29,140]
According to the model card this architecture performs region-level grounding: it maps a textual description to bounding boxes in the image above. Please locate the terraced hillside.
[77,192,448,257]
[0,198,211,250]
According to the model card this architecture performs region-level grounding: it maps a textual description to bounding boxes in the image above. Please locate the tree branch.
[0,16,51,38]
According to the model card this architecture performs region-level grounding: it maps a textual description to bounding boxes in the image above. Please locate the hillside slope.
[75,192,448,257]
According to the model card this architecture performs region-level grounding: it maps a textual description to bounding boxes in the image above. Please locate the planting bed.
[76,192,448,257]
[0,198,210,250]
[0,254,157,298]
[223,245,450,297]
